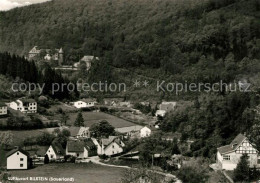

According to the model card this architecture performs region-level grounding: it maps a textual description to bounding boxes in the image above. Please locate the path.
[89,156,182,183]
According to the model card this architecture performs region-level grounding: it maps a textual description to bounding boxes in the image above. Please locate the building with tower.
[28,46,64,65]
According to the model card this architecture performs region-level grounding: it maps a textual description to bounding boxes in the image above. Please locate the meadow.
[9,163,124,183]
[67,112,136,128]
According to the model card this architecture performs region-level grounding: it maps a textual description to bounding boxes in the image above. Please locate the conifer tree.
[74,112,84,127]
[233,153,250,182]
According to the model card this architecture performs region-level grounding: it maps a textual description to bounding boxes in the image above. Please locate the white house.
[115,125,143,137]
[159,101,177,111]
[217,133,260,170]
[140,126,152,138]
[6,147,30,170]
[72,99,96,109]
[155,110,166,117]
[46,143,65,161]
[91,138,102,155]
[66,139,97,158]
[101,136,125,156]
[0,103,8,116]
[73,56,99,71]
[6,98,37,114]
[69,126,90,138]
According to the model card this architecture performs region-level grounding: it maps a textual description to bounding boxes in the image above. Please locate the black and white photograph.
[0,0,259,182]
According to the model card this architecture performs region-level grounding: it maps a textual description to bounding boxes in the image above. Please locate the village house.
[0,102,8,116]
[91,138,102,155]
[6,98,37,114]
[140,126,153,138]
[155,110,166,117]
[217,133,260,170]
[28,46,64,65]
[115,125,143,137]
[6,147,30,170]
[72,99,96,109]
[101,136,125,156]
[118,101,132,108]
[155,101,177,117]
[73,55,99,71]
[28,146,49,165]
[46,143,65,161]
[66,139,97,158]
[159,101,177,111]
[103,97,125,106]
[69,126,90,139]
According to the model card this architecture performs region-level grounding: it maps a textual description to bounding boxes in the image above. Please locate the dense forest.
[0,0,259,84]
[0,52,71,99]
[0,0,260,162]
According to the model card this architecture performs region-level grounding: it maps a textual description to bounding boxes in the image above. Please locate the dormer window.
[232,143,238,149]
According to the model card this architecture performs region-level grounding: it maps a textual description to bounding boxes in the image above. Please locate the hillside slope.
[0,0,260,86]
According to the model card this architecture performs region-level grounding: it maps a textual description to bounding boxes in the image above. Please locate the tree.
[177,165,208,183]
[90,120,115,138]
[44,154,49,164]
[0,132,14,150]
[61,113,70,126]
[23,137,36,150]
[121,167,171,183]
[74,112,84,127]
[171,138,180,155]
[36,132,54,146]
[233,154,250,182]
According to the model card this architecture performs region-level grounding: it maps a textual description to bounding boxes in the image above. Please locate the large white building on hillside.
[217,133,260,170]
[6,98,37,114]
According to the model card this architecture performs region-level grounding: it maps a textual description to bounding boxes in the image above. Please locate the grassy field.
[67,112,136,128]
[9,163,124,183]
[0,129,51,147]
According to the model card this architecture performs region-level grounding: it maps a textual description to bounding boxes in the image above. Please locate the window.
[20,158,23,161]
[258,159,260,164]
[17,152,19,155]
[20,164,23,167]
[51,155,54,158]
[112,145,114,148]
[223,155,230,160]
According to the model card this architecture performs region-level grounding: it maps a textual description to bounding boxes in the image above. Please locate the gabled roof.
[67,139,96,152]
[80,56,95,62]
[69,127,80,137]
[0,102,6,107]
[160,102,176,111]
[51,142,65,156]
[217,133,250,154]
[141,126,156,131]
[101,136,124,150]
[231,133,247,147]
[69,127,89,137]
[19,98,36,104]
[6,147,30,158]
[115,125,143,133]
[34,146,49,157]
[83,139,96,150]
[67,140,85,152]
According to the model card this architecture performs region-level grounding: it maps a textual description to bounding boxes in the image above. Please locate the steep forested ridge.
[0,0,260,165]
[0,0,260,84]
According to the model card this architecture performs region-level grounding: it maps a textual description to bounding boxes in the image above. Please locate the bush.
[100,107,108,112]
[99,154,108,160]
